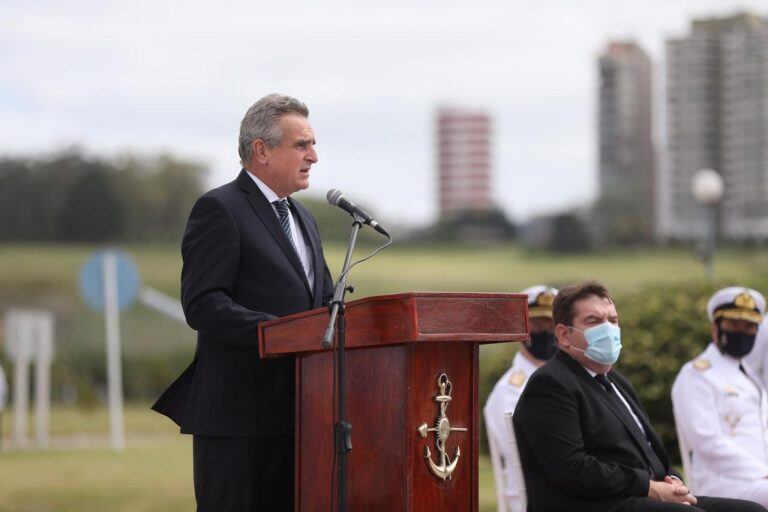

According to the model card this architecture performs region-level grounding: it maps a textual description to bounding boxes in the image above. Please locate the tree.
[56,165,125,242]
[548,213,592,252]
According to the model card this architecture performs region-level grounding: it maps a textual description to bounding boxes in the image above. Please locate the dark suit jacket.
[513,351,679,512]
[152,170,334,437]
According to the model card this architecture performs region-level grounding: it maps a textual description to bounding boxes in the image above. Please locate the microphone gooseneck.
[326,189,390,237]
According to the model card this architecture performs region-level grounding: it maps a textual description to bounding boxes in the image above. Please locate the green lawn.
[3,242,768,298]
[2,242,768,511]
[9,241,764,358]
[0,405,499,512]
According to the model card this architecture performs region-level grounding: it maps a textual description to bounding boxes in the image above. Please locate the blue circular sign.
[79,250,141,311]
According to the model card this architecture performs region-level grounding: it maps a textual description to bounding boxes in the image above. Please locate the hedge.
[480,279,768,465]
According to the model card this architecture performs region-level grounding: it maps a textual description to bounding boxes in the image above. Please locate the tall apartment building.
[596,41,655,242]
[661,12,768,241]
[436,108,493,219]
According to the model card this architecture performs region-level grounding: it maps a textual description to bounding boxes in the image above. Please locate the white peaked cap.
[706,286,765,323]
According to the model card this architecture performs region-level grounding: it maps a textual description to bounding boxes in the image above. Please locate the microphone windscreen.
[327,189,344,206]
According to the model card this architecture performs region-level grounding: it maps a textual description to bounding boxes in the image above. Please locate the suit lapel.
[611,377,670,469]
[587,374,653,455]
[289,198,324,305]
[237,172,312,294]
[557,353,666,477]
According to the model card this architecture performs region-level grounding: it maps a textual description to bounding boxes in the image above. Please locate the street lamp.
[691,169,724,281]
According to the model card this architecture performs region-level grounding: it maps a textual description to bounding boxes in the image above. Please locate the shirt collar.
[245,171,283,203]
[513,351,542,375]
[704,341,741,368]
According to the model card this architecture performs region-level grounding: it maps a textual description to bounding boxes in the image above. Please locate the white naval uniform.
[745,316,768,388]
[483,352,538,512]
[672,342,768,505]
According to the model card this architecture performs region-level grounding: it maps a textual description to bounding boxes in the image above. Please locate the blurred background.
[2,1,768,510]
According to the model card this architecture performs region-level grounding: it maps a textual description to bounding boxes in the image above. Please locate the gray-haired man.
[153,94,334,511]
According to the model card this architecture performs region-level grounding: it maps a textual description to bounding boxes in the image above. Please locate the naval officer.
[672,286,768,505]
[484,285,558,512]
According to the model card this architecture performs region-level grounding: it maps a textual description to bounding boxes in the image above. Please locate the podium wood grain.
[259,292,528,511]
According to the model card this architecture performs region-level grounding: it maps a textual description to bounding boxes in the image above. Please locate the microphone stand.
[322,216,362,512]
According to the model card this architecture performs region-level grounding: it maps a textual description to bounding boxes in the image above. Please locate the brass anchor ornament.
[417,373,468,481]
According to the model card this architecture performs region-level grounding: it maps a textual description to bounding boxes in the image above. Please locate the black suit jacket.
[152,170,334,437]
[513,351,678,512]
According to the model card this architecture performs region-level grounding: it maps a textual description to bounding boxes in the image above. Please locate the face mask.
[568,322,622,365]
[718,329,757,358]
[525,331,558,361]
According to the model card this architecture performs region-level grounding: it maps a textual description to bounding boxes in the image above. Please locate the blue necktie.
[273,199,297,250]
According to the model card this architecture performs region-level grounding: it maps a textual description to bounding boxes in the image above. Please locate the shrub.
[480,279,768,465]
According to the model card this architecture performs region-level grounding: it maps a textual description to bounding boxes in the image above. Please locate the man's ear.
[555,323,570,349]
[710,322,719,345]
[252,139,269,164]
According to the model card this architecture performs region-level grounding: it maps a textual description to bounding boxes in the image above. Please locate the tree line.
[0,149,207,243]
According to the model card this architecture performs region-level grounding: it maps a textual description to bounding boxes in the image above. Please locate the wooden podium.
[259,292,528,511]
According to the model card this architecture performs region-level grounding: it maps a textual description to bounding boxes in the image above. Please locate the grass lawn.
[7,241,764,361]
[0,405,500,512]
[4,242,768,298]
[2,242,767,511]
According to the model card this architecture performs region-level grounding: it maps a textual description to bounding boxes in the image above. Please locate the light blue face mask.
[568,322,622,364]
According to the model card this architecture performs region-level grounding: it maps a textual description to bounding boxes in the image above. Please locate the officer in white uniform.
[745,316,768,387]
[672,286,768,505]
[484,286,558,512]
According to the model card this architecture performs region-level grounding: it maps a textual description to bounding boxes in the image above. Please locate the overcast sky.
[2,0,766,227]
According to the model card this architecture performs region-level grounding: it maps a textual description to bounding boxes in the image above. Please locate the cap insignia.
[734,292,757,311]
[537,292,555,308]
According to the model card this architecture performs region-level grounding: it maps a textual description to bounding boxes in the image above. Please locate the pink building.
[436,108,493,219]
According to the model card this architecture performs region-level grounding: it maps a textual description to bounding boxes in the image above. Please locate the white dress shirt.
[583,366,647,437]
[246,172,314,292]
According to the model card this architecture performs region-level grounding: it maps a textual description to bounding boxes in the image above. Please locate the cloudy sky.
[1,0,765,227]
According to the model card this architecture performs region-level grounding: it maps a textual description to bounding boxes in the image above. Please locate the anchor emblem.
[417,373,468,481]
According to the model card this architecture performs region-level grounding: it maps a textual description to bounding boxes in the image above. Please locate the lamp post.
[691,169,724,281]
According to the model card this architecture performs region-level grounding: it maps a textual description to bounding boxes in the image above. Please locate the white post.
[34,312,54,449]
[9,311,32,448]
[103,252,125,451]
[138,286,186,324]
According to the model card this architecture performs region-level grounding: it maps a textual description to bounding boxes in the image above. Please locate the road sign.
[79,250,140,311]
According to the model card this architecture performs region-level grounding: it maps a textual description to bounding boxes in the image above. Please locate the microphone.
[326,189,390,237]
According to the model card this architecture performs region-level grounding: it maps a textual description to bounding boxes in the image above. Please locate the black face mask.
[717,328,757,358]
[525,331,558,361]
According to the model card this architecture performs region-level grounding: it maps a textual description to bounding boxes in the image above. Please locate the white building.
[661,12,768,241]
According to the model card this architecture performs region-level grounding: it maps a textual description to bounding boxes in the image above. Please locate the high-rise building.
[595,41,655,242]
[436,108,493,219]
[661,12,768,241]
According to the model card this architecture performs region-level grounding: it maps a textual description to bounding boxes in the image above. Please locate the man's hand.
[665,476,697,505]
[648,479,697,505]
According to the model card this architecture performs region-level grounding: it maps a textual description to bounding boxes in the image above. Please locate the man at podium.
[152,94,334,511]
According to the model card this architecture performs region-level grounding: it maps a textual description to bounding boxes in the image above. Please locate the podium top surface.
[259,291,529,357]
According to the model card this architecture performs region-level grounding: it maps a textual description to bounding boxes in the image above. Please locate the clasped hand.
[648,476,697,506]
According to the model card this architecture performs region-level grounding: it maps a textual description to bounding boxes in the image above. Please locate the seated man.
[513,280,766,512]
[484,285,558,512]
[672,287,768,505]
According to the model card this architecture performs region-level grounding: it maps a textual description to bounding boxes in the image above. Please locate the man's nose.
[307,146,318,163]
